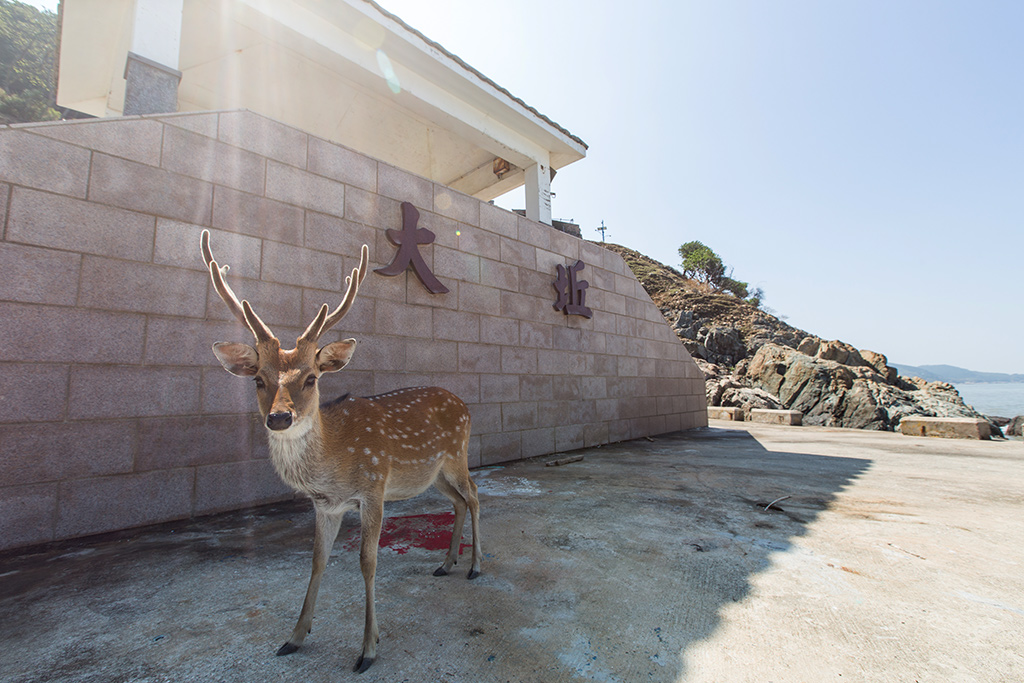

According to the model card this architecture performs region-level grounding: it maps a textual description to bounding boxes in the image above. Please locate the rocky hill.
[602,243,1009,437]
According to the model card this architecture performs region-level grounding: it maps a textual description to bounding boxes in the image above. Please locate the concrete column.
[123,0,184,115]
[524,160,552,225]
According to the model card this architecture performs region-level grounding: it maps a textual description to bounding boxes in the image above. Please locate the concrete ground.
[1,421,1022,683]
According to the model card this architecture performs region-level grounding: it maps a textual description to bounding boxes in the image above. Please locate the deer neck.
[266,410,323,493]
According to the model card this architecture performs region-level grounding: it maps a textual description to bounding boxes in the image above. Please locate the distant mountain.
[890,363,1024,384]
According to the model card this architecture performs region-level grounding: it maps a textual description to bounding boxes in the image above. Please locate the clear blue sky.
[30,1,1024,373]
[378,0,1024,374]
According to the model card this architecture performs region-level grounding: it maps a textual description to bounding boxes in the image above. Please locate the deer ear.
[212,342,259,377]
[317,339,357,374]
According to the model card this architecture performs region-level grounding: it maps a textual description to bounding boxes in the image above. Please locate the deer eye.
[304,375,317,388]
[254,377,266,389]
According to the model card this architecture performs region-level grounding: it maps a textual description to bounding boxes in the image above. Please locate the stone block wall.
[0,110,706,551]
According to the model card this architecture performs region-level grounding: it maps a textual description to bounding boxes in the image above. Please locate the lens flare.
[376,49,401,94]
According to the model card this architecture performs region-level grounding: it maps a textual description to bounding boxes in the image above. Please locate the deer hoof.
[467,569,480,580]
[433,566,448,576]
[276,642,299,656]
[353,655,375,673]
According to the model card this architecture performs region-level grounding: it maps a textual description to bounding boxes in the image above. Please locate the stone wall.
[0,110,706,551]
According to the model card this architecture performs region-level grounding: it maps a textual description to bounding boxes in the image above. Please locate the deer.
[200,230,482,673]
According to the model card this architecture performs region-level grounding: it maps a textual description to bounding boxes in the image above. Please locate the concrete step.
[899,416,991,440]
[707,406,744,421]
[749,409,803,426]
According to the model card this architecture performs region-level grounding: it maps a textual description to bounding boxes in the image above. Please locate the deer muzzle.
[266,412,294,431]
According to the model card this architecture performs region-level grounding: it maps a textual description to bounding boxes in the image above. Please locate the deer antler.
[202,231,369,346]
[298,244,370,344]
[201,230,275,343]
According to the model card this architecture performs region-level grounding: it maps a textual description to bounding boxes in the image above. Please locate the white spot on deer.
[363,447,371,455]
[371,456,378,465]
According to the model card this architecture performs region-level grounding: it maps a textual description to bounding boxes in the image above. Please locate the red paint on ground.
[341,512,471,555]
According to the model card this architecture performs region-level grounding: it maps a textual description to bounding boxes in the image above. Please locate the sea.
[953,383,1024,418]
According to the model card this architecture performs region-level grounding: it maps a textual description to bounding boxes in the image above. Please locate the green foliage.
[678,240,725,285]
[0,0,60,124]
[720,276,748,299]
[679,240,764,306]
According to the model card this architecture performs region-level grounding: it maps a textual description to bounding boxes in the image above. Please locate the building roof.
[56,0,587,203]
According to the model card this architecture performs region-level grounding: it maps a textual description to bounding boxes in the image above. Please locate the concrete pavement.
[1,421,1021,682]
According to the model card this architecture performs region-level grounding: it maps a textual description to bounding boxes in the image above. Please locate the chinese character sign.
[553,260,593,318]
[374,201,450,294]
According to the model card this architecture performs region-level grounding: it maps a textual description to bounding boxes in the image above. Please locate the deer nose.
[266,412,293,431]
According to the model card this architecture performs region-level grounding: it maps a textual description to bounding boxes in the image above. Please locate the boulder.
[673,310,700,339]
[859,349,888,375]
[860,349,899,384]
[745,344,862,426]
[698,325,745,366]
[815,339,867,368]
[744,343,996,432]
[694,358,724,380]
[1007,416,1024,437]
[791,339,898,385]
[797,337,820,356]
[682,339,709,360]
[721,385,786,417]
[703,361,785,418]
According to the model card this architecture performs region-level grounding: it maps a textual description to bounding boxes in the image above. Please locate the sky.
[28,1,1024,373]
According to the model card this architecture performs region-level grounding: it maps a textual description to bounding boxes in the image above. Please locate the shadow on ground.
[0,427,870,682]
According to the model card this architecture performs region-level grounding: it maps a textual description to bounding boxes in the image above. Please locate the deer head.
[201,230,369,433]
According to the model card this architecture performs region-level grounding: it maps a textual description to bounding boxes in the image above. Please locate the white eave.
[56,0,587,204]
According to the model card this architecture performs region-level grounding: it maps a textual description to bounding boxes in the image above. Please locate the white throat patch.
[266,417,317,491]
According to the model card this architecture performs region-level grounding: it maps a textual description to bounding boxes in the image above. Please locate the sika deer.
[200,230,482,673]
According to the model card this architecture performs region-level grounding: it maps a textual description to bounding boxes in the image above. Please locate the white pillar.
[123,0,184,116]
[524,160,552,226]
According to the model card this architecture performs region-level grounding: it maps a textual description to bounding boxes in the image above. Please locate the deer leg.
[277,508,344,656]
[455,432,483,579]
[353,497,384,674]
[432,476,468,577]
[464,475,483,580]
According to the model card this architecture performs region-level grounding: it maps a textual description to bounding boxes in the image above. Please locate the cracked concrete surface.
[1,422,1021,682]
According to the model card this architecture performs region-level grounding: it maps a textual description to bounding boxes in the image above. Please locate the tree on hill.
[0,0,60,124]
[678,241,725,285]
[678,240,760,304]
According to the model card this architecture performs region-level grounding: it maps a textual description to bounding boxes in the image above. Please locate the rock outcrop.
[736,341,1000,434]
[699,359,784,417]
[601,242,1005,436]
